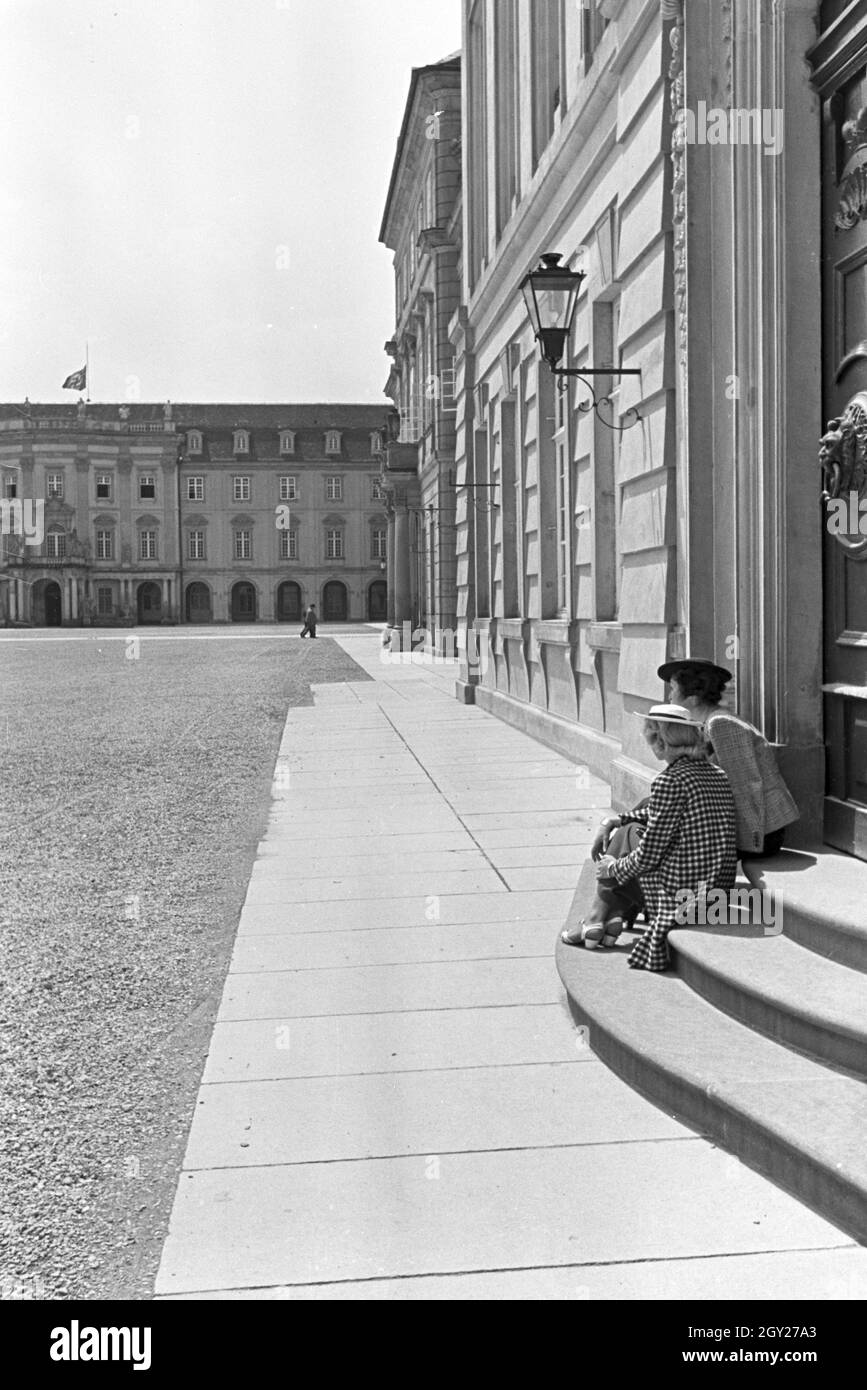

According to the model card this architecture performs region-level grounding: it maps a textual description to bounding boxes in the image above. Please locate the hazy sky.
[0,0,461,405]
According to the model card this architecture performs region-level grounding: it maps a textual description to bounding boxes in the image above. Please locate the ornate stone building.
[450,0,849,852]
[379,53,462,648]
[0,402,389,626]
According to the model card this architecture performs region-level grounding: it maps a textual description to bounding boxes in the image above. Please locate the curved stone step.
[671,928,867,1079]
[555,935,867,1243]
[742,848,867,974]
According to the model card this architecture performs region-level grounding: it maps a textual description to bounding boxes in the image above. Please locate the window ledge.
[498,618,528,640]
[587,621,622,652]
[536,619,573,645]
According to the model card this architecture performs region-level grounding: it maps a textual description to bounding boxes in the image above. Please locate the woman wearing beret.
[561,705,738,971]
[659,656,799,858]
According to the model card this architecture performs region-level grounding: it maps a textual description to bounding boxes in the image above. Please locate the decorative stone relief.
[667,3,687,380]
[820,392,867,559]
[835,105,867,230]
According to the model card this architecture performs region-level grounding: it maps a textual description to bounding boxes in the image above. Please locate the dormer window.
[325,430,342,456]
[187,430,203,456]
[234,429,250,454]
[280,430,296,455]
[370,431,383,456]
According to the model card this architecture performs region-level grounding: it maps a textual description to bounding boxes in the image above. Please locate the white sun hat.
[635,703,703,725]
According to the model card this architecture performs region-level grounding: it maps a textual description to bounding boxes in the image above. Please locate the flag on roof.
[62,366,87,391]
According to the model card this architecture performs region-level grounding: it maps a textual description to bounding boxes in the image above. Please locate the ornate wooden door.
[815,1,867,857]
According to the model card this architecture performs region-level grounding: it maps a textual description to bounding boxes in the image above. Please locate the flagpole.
[85,342,90,403]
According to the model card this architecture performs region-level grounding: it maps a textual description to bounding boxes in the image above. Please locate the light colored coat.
[704,712,799,853]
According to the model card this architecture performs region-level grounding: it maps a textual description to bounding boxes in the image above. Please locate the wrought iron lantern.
[520,252,642,430]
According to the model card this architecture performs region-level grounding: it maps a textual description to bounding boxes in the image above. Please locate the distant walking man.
[300,603,317,638]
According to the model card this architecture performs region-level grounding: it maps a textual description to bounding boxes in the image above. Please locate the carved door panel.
[821,35,867,859]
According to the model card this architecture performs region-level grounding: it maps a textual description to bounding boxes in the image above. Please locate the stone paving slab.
[462,807,609,828]
[154,1141,847,1296]
[235,890,574,935]
[472,824,600,849]
[255,831,477,856]
[242,868,506,905]
[201,1004,583,1084]
[248,849,489,880]
[219,957,564,1021]
[184,1062,688,1170]
[158,1245,867,1300]
[501,866,589,891]
[230,920,556,972]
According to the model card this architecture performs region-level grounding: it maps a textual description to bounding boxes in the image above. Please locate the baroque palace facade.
[379,0,867,857]
[0,401,389,627]
[379,52,462,647]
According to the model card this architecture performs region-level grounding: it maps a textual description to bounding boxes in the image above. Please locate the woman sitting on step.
[561,706,738,972]
[660,656,799,859]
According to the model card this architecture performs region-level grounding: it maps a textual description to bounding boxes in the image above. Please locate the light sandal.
[601,917,624,948]
[561,921,606,949]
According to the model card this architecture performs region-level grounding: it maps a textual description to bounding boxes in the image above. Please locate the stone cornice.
[379,65,461,251]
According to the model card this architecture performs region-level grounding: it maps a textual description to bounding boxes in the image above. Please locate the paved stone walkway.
[155,635,867,1299]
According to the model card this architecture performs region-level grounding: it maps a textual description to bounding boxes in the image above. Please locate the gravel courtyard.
[0,631,371,1300]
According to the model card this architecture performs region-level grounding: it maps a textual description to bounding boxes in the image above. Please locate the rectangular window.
[187,476,204,501]
[139,475,156,500]
[46,531,66,559]
[372,528,387,559]
[326,476,343,501]
[47,473,64,499]
[233,476,251,502]
[468,0,488,290]
[188,530,205,560]
[96,530,114,560]
[97,586,113,616]
[326,529,344,559]
[234,529,252,560]
[139,530,157,560]
[280,530,298,560]
[500,398,520,617]
[4,477,17,499]
[556,420,570,613]
[96,473,113,501]
[581,0,609,74]
[371,478,384,501]
[495,0,520,237]
[280,475,298,501]
[531,0,563,167]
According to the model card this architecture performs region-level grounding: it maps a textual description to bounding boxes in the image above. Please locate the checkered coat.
[611,755,738,972]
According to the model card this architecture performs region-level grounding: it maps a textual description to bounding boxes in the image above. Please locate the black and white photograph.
[1,0,865,1352]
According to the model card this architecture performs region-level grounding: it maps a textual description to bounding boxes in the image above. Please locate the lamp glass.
[520,253,585,368]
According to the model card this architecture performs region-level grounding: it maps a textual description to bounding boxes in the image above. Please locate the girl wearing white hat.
[561,705,738,971]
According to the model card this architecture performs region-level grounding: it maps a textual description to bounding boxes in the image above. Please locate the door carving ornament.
[820,393,867,558]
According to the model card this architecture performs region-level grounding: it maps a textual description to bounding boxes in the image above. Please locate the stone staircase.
[555,846,867,1242]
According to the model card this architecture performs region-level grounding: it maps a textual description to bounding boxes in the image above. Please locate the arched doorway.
[231,581,257,622]
[277,581,302,622]
[322,580,348,622]
[367,580,387,621]
[137,582,162,624]
[185,582,212,624]
[32,579,62,627]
